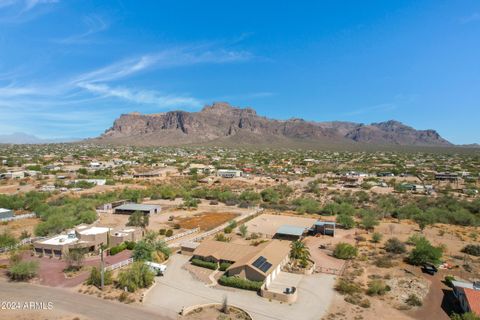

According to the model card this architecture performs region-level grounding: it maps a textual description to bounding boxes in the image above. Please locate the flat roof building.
[33,226,111,258]
[217,169,243,178]
[114,203,161,215]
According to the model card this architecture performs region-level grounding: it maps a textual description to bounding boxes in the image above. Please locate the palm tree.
[289,240,311,266]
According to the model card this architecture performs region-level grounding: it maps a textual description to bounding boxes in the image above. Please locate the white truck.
[145,261,167,276]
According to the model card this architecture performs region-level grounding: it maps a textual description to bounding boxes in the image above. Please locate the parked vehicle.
[145,261,167,276]
[422,263,438,275]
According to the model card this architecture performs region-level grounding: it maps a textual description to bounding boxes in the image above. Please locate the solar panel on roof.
[252,256,267,268]
[259,261,272,272]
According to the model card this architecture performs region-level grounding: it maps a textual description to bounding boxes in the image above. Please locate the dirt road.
[0,280,172,320]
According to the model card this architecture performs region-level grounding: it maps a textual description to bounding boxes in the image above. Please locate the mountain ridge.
[96,102,452,147]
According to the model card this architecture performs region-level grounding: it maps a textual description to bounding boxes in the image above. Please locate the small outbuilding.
[312,221,336,237]
[114,203,161,215]
[274,225,306,240]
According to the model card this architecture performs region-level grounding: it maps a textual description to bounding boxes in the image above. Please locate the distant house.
[435,172,459,182]
[74,179,106,186]
[3,171,25,179]
[0,208,14,220]
[217,169,243,178]
[114,203,161,215]
[452,281,480,316]
[33,226,111,257]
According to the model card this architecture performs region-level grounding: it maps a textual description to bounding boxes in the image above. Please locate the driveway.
[144,254,336,320]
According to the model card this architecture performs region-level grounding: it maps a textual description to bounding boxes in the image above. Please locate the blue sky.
[0,0,479,143]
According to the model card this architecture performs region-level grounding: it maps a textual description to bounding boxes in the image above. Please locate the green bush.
[110,243,127,255]
[218,275,263,291]
[336,214,355,229]
[87,266,113,288]
[219,262,232,271]
[125,241,135,250]
[333,243,358,260]
[8,260,39,281]
[165,229,173,237]
[408,237,443,266]
[117,261,154,292]
[191,258,217,270]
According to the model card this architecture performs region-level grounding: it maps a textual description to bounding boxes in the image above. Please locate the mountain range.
[95,102,453,148]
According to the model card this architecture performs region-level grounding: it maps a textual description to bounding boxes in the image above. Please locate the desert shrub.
[444,275,456,288]
[214,233,230,242]
[375,255,395,268]
[366,279,390,296]
[405,293,423,307]
[159,229,166,236]
[461,244,480,257]
[384,237,406,254]
[191,258,217,270]
[0,231,18,248]
[219,262,232,271]
[408,237,443,266]
[450,312,480,320]
[117,261,155,292]
[333,243,358,260]
[336,214,355,229]
[371,232,383,243]
[8,260,39,281]
[335,278,362,295]
[344,293,370,308]
[224,226,233,234]
[87,266,113,288]
[165,229,173,237]
[218,275,263,291]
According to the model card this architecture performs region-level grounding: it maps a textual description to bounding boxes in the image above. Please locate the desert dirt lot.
[0,217,40,238]
[98,200,253,234]
[144,254,337,320]
[244,213,317,237]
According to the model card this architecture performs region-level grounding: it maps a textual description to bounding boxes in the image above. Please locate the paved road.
[0,281,172,320]
[144,254,336,320]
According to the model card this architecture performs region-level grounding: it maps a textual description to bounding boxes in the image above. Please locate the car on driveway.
[421,263,438,275]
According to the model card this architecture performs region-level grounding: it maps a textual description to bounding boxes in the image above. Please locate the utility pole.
[100,246,104,290]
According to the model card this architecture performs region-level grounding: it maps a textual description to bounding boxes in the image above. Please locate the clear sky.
[0,0,479,143]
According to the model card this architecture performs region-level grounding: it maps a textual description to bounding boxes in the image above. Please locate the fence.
[104,258,133,271]
[0,236,46,253]
[0,213,36,223]
[316,260,348,276]
[182,207,264,244]
[164,228,200,242]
